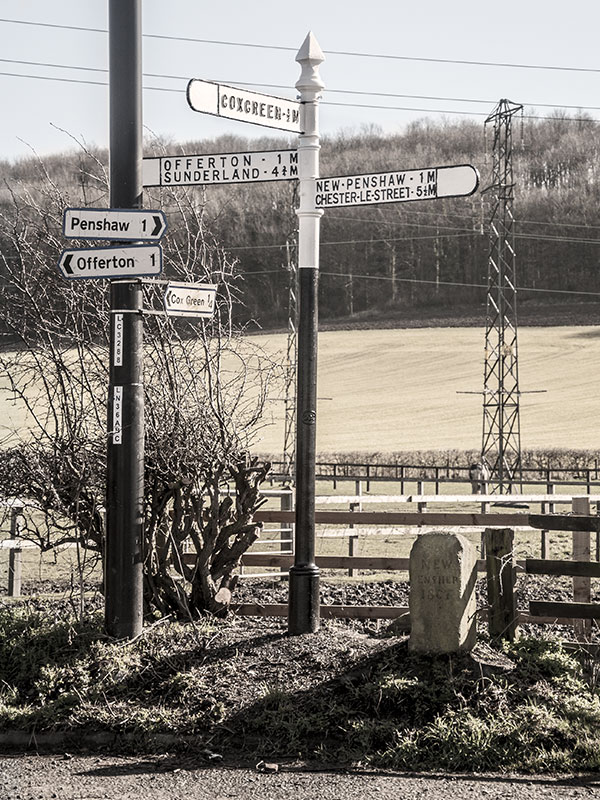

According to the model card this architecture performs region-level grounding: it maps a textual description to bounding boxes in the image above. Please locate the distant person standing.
[469,461,489,494]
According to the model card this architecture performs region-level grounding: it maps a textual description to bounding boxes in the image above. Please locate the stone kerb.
[409,532,477,653]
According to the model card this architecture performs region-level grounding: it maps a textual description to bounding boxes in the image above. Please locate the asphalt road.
[1,755,599,800]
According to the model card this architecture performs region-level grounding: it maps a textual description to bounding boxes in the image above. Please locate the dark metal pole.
[288,33,324,635]
[288,267,320,632]
[105,0,144,639]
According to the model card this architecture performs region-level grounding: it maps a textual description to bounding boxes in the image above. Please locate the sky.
[2,0,600,164]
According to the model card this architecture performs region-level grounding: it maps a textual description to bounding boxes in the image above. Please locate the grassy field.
[2,325,599,455]
[254,325,600,455]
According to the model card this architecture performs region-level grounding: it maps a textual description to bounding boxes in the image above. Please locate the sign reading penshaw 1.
[143,150,298,187]
[63,208,167,241]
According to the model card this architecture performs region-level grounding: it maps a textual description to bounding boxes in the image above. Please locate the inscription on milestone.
[409,533,477,654]
[416,556,458,602]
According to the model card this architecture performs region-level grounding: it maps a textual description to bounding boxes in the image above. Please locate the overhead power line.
[1,69,598,125]
[224,229,600,251]
[248,269,600,298]
[1,18,600,75]
[326,211,600,233]
[2,57,600,114]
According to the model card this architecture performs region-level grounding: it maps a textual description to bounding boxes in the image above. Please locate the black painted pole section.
[105,0,144,639]
[288,33,325,635]
[288,266,320,633]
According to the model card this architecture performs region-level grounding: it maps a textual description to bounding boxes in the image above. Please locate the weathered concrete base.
[409,532,477,653]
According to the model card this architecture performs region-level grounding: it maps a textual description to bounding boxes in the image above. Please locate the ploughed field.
[1,325,598,455]
[253,325,600,454]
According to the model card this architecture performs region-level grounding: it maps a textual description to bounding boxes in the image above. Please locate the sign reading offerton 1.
[143,150,298,187]
[58,244,162,279]
[314,164,479,208]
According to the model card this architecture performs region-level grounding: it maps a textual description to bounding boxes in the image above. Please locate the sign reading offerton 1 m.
[143,150,298,187]
[314,164,479,208]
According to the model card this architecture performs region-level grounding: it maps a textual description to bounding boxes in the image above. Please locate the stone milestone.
[409,532,478,653]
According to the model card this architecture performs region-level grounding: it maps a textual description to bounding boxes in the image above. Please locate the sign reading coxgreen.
[313,164,479,208]
[143,150,298,187]
[63,208,167,241]
[58,244,162,279]
[187,79,302,133]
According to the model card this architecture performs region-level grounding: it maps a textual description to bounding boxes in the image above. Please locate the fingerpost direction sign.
[163,282,217,318]
[313,164,479,209]
[58,244,162,280]
[63,208,167,241]
[187,79,302,133]
[143,150,299,187]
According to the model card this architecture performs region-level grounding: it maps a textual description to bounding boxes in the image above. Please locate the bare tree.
[0,143,281,617]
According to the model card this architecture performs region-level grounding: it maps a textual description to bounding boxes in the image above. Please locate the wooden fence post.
[540,501,548,559]
[416,480,426,513]
[280,488,294,578]
[485,527,517,641]
[8,546,22,598]
[572,496,591,637]
[7,506,23,598]
[547,481,555,514]
[348,502,359,577]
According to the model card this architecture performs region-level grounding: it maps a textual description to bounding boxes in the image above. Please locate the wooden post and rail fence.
[228,496,600,640]
[3,490,600,645]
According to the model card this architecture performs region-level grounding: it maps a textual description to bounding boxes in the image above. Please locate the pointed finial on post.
[296,31,325,100]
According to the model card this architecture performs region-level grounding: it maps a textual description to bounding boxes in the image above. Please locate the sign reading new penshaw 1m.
[314,165,479,208]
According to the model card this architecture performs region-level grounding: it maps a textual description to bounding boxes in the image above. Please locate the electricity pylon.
[481,99,523,493]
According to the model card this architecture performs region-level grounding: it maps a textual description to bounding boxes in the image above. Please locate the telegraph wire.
[1,18,600,75]
[1,57,600,117]
[1,69,597,125]
[224,229,600,250]
[326,210,600,233]
[245,268,600,298]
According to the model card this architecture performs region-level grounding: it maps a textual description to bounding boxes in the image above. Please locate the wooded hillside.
[2,112,600,331]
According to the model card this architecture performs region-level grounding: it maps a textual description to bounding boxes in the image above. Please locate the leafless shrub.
[0,143,282,617]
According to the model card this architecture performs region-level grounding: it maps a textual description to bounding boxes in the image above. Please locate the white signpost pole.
[288,32,324,636]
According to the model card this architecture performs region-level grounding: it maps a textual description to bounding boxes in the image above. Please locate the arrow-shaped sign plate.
[58,244,162,280]
[187,79,302,133]
[164,282,217,318]
[143,150,298,187]
[313,164,479,208]
[63,208,167,241]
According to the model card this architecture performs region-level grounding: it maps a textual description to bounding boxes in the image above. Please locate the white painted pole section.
[296,32,324,272]
[288,32,325,635]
